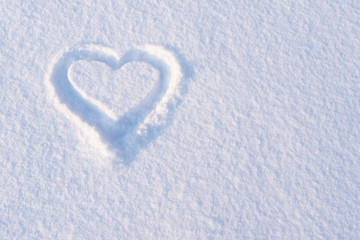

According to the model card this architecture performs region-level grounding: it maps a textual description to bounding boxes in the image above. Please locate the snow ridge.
[46,44,184,163]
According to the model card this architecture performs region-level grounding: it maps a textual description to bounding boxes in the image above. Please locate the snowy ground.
[1,1,360,239]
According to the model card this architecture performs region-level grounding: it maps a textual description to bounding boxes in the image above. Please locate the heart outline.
[46,44,183,162]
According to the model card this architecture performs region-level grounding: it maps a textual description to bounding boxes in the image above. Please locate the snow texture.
[1,0,360,239]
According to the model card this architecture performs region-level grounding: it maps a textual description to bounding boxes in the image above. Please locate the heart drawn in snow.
[47,44,183,162]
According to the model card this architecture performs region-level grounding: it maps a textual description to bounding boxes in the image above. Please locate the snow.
[1,0,360,239]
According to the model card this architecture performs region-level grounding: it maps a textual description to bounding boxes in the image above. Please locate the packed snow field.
[1,1,359,239]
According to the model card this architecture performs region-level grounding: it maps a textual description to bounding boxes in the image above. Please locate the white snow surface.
[1,1,360,239]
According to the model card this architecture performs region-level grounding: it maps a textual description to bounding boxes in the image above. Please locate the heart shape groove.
[47,44,183,160]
